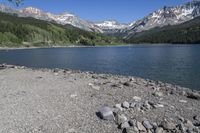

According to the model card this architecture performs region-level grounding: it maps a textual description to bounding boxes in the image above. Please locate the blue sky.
[1,0,192,23]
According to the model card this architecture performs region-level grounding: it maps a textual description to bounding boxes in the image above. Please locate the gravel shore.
[0,64,199,133]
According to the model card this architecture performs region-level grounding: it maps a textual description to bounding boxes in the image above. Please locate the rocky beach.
[0,64,200,133]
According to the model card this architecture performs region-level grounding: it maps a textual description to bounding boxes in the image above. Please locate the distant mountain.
[121,0,200,37]
[0,4,103,33]
[126,16,200,44]
[94,20,129,33]
[0,12,120,47]
[0,1,200,35]
[19,7,103,33]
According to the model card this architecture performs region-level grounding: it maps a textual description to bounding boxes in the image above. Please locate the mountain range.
[0,1,200,46]
[0,0,200,37]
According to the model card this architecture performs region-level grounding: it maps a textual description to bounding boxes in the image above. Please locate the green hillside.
[0,12,121,47]
[127,16,200,44]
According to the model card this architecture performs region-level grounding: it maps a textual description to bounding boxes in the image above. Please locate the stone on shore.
[136,121,147,132]
[152,91,163,97]
[120,121,130,129]
[161,120,176,130]
[155,127,164,133]
[116,114,128,125]
[125,128,138,133]
[99,106,115,120]
[143,120,153,129]
[123,82,133,87]
[133,96,141,101]
[186,92,200,100]
[115,104,123,111]
[122,101,130,109]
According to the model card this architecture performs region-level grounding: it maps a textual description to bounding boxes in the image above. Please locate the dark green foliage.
[0,12,120,47]
[127,16,200,44]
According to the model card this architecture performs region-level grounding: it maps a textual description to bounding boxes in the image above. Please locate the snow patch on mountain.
[95,20,128,29]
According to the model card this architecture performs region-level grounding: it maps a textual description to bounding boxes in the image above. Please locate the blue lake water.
[0,44,200,90]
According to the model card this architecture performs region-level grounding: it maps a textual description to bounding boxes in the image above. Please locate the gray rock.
[153,91,163,97]
[153,104,164,108]
[147,129,152,133]
[129,119,137,127]
[0,64,6,70]
[130,102,136,108]
[193,122,200,127]
[133,96,142,101]
[137,121,147,132]
[184,120,194,129]
[179,100,187,103]
[155,127,164,133]
[125,127,139,133]
[177,115,185,122]
[88,83,100,90]
[193,115,200,121]
[178,123,187,133]
[123,82,133,87]
[120,121,130,129]
[143,101,151,110]
[187,92,200,100]
[152,122,158,129]
[193,127,199,133]
[187,128,194,133]
[181,91,186,96]
[143,120,153,129]
[116,114,128,125]
[153,87,160,91]
[99,106,115,120]
[115,104,123,111]
[122,101,130,109]
[161,120,176,130]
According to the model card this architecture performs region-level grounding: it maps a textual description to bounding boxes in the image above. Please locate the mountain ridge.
[0,1,200,36]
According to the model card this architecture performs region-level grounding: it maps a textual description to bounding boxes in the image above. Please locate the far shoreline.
[0,43,199,50]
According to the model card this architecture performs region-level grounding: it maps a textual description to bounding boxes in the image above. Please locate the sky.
[1,0,192,23]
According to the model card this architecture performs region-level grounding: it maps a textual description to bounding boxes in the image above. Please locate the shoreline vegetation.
[0,44,200,50]
[0,64,199,133]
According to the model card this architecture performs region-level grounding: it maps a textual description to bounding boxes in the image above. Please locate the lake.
[0,45,200,90]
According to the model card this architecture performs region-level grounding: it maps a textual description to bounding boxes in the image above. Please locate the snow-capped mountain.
[94,20,129,33]
[18,7,102,32]
[19,7,55,21]
[0,1,200,35]
[95,20,127,29]
[121,0,200,37]
[54,12,102,32]
[0,5,102,32]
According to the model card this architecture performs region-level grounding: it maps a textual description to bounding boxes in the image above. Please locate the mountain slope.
[0,12,120,47]
[118,1,200,37]
[19,7,103,33]
[126,16,200,44]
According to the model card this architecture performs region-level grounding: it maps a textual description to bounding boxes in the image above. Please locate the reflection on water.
[0,45,200,90]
